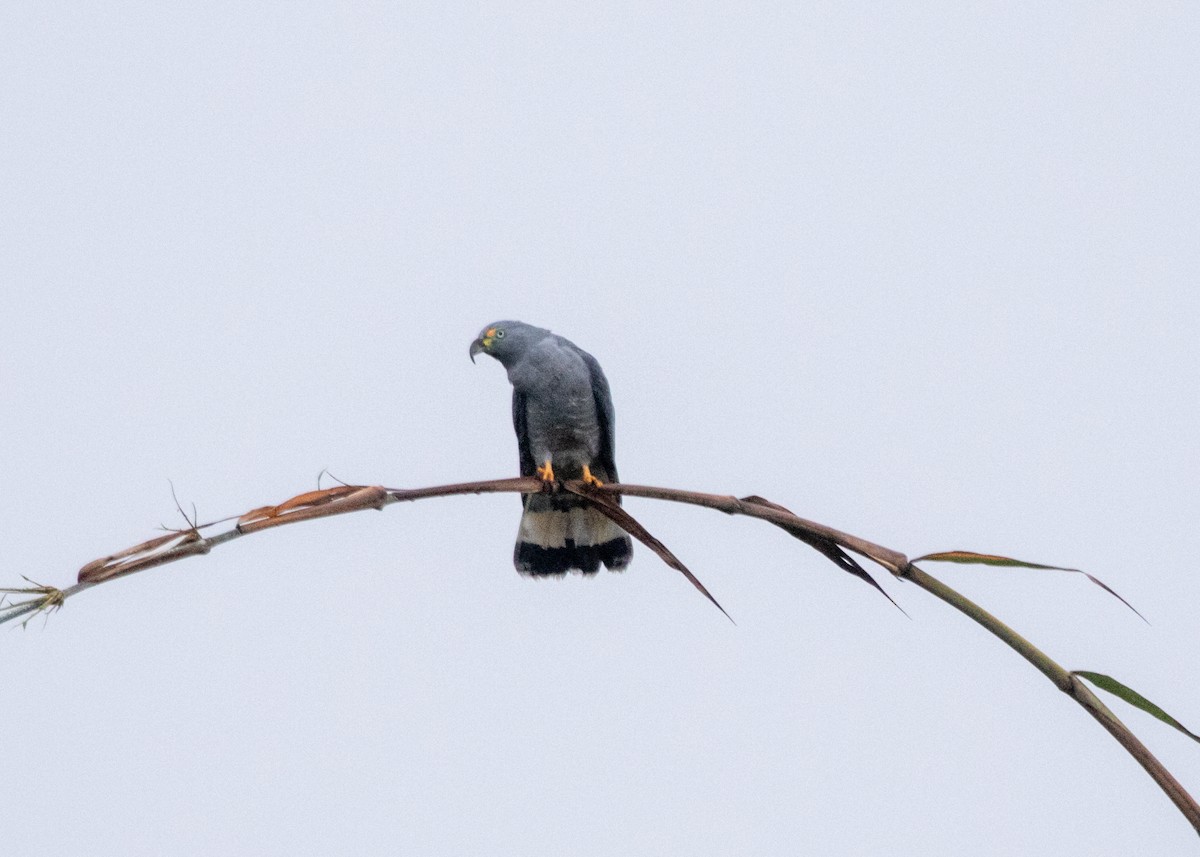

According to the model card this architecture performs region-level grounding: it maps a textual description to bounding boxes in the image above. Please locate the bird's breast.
[524,392,600,462]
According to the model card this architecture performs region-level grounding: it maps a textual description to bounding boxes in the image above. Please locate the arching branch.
[1,476,1196,834]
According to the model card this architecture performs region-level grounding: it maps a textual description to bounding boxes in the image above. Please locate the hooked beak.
[469,339,485,363]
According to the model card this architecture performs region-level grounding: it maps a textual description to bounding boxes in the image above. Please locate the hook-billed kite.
[471,321,633,575]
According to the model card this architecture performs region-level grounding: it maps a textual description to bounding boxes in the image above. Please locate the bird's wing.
[511,390,537,478]
[570,347,618,482]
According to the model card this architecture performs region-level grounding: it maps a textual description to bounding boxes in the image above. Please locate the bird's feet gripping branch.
[534,461,603,488]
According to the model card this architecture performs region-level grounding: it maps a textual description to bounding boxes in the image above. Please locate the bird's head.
[469,320,542,367]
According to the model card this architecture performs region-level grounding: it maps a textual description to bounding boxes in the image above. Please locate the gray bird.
[470,321,633,575]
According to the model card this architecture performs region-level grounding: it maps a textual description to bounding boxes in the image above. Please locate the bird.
[470,321,633,576]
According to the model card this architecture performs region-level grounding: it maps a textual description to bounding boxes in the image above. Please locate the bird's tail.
[513,494,633,575]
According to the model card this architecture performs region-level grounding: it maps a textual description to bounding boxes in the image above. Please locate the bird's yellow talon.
[582,465,603,487]
[536,461,555,482]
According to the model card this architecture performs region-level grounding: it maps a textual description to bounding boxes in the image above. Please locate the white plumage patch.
[517,507,625,548]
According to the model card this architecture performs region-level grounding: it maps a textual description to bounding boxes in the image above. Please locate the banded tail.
[514,494,633,575]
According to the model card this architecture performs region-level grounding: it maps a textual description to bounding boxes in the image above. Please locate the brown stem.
[2,475,1195,834]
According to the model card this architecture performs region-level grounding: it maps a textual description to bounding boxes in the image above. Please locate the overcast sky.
[2,3,1199,855]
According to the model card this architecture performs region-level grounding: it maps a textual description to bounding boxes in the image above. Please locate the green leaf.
[911,550,1145,622]
[1074,671,1200,744]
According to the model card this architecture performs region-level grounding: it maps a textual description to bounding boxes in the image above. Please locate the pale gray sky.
[2,3,1199,855]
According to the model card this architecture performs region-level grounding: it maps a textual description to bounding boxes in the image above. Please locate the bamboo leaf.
[238,505,279,526]
[741,495,907,615]
[1074,671,1200,744]
[274,485,362,513]
[563,482,733,623]
[912,550,1145,622]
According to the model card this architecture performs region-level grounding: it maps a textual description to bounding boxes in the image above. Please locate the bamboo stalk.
[2,475,1196,834]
